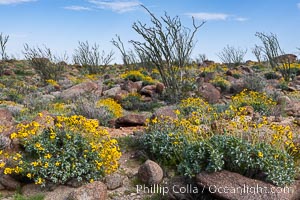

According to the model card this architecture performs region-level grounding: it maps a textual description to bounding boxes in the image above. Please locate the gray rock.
[67,181,107,200]
[103,85,121,97]
[196,170,300,200]
[198,83,221,104]
[115,114,148,128]
[0,174,21,190]
[60,81,98,100]
[41,94,56,103]
[138,160,163,185]
[140,85,157,97]
[105,174,124,190]
[152,105,178,120]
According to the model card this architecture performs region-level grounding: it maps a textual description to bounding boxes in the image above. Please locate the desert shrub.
[251,64,266,72]
[120,92,161,111]
[231,89,276,115]
[210,75,231,92]
[4,115,121,186]
[141,114,206,166]
[73,41,114,74]
[72,97,121,127]
[277,80,290,91]
[130,6,205,102]
[264,71,281,79]
[23,44,66,83]
[243,74,266,92]
[4,88,24,103]
[217,45,247,68]
[0,32,9,61]
[178,135,296,186]
[120,70,156,85]
[96,98,123,118]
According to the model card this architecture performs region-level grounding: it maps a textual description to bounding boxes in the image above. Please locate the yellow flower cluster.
[180,97,211,112]
[232,89,276,106]
[49,102,71,115]
[5,115,122,184]
[231,89,276,114]
[224,103,298,157]
[46,79,59,87]
[96,98,123,118]
[120,70,156,84]
[10,120,42,139]
[0,100,17,106]
[210,75,231,90]
[270,124,298,156]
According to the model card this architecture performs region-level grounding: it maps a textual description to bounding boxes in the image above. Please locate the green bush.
[178,135,295,186]
[264,71,281,80]
[17,128,105,186]
[23,44,66,83]
[120,93,161,111]
[243,74,266,92]
[6,115,121,187]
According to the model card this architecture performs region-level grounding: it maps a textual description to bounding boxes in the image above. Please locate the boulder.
[0,108,15,137]
[167,176,208,200]
[140,85,157,97]
[60,81,98,100]
[114,90,129,102]
[138,160,163,185]
[240,65,254,73]
[121,80,143,93]
[103,85,121,98]
[155,82,165,94]
[0,174,21,190]
[0,108,13,127]
[198,83,221,104]
[285,102,300,117]
[152,105,178,120]
[230,78,245,93]
[67,181,107,200]
[196,170,300,200]
[115,114,148,128]
[105,174,124,190]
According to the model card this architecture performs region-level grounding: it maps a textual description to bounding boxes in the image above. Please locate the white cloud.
[297,3,300,9]
[64,5,92,11]
[186,12,248,22]
[88,0,141,13]
[234,17,248,22]
[186,12,229,21]
[0,0,36,5]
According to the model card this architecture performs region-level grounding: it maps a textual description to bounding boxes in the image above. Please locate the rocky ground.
[1,59,300,199]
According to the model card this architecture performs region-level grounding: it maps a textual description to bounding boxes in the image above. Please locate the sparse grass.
[143,194,168,200]
[116,135,140,152]
[13,193,45,200]
[130,176,144,187]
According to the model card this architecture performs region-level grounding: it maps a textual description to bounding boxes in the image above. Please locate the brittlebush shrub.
[231,89,276,115]
[140,96,297,187]
[120,70,156,85]
[178,135,295,186]
[142,115,206,166]
[2,115,121,187]
[120,92,161,111]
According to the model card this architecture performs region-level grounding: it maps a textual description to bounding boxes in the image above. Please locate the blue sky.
[0,0,299,63]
